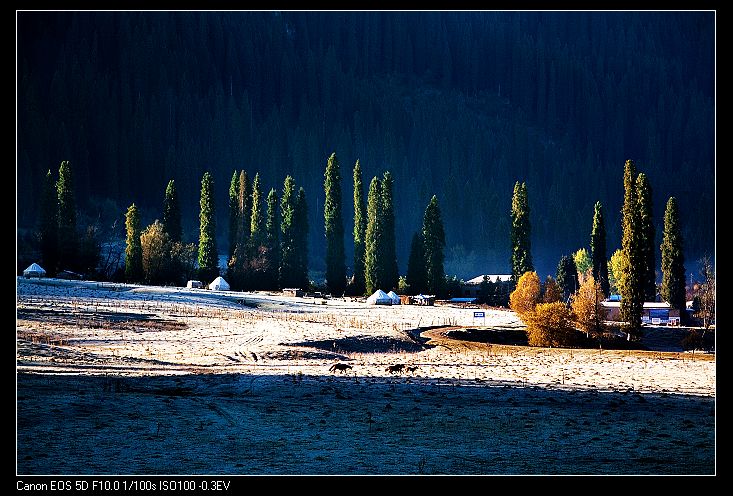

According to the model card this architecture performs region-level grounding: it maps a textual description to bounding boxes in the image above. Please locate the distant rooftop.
[601,301,672,309]
[465,274,512,284]
[450,297,477,303]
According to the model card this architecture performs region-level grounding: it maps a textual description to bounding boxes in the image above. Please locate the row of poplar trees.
[619,159,686,336]
[124,169,309,289]
[509,159,687,338]
[122,152,446,295]
[323,152,446,297]
[226,171,309,291]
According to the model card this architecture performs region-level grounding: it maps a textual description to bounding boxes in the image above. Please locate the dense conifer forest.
[17,11,714,278]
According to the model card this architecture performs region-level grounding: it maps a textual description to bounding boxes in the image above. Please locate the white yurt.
[208,276,230,291]
[387,291,401,305]
[23,263,46,278]
[366,289,392,305]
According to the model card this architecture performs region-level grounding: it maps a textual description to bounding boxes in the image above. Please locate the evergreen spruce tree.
[124,203,143,282]
[324,152,346,294]
[294,187,309,290]
[406,231,426,295]
[636,172,656,300]
[265,188,280,290]
[423,195,446,297]
[250,172,264,247]
[56,160,77,269]
[556,255,578,301]
[364,177,383,295]
[510,181,533,280]
[228,170,240,259]
[197,171,219,282]
[352,160,367,295]
[619,160,643,335]
[660,197,686,312]
[162,179,182,243]
[279,176,298,289]
[590,201,610,297]
[39,170,58,274]
[381,171,399,291]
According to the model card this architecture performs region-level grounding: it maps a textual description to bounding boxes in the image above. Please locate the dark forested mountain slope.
[17,11,714,278]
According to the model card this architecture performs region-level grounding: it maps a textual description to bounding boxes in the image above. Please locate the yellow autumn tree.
[524,302,577,347]
[141,220,169,285]
[510,271,541,320]
[571,274,608,338]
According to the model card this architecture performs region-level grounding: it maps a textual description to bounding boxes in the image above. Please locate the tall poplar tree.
[381,171,399,291]
[39,170,58,274]
[423,195,446,297]
[364,176,383,294]
[250,172,264,246]
[324,152,346,294]
[57,160,77,268]
[590,201,610,297]
[352,160,367,295]
[162,179,182,243]
[636,172,656,300]
[619,160,643,335]
[228,170,240,259]
[279,175,298,288]
[510,181,532,280]
[660,197,685,312]
[197,171,218,282]
[124,203,143,282]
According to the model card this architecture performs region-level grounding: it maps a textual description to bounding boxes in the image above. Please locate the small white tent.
[23,263,46,278]
[387,291,401,305]
[208,276,230,291]
[366,289,392,305]
[186,280,204,289]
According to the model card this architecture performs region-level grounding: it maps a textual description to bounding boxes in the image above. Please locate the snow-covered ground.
[16,278,716,474]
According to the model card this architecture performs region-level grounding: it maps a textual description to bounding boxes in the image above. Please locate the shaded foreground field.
[17,372,714,475]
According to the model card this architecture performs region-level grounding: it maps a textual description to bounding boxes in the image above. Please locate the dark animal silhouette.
[329,363,353,373]
[406,365,419,374]
[386,364,406,374]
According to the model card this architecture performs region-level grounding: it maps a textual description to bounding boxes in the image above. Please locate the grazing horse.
[329,363,353,373]
[386,364,406,374]
[406,365,419,374]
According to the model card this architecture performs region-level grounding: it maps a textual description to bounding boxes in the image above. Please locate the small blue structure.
[450,297,477,303]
